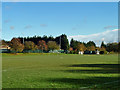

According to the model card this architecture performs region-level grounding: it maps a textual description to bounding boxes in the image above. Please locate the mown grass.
[2,53,119,89]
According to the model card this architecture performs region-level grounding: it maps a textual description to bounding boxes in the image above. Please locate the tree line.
[1,34,120,54]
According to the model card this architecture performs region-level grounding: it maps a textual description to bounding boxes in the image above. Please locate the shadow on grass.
[62,64,120,74]
[67,64,120,69]
[45,64,120,88]
[46,77,120,88]
[64,69,119,74]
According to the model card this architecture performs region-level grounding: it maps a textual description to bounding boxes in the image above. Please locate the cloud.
[24,25,32,29]
[112,29,120,32]
[104,25,118,29]
[40,24,48,27]
[68,29,119,46]
[10,26,14,30]
[4,20,10,23]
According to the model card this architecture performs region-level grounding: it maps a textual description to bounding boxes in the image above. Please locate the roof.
[0,45,10,49]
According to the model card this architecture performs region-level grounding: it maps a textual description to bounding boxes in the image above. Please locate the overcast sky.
[2,2,118,46]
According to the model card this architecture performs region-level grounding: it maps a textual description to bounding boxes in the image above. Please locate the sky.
[2,2,118,46]
[2,0,120,2]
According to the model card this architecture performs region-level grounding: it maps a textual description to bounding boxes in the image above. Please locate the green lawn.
[2,53,120,89]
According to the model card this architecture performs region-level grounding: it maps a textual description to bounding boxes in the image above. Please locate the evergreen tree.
[86,41,96,47]
[70,38,79,50]
[101,41,106,48]
[61,34,69,51]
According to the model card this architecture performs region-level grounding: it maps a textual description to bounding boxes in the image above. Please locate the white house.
[79,51,84,55]
[96,50,100,55]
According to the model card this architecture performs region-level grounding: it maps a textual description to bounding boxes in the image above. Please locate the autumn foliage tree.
[100,46,106,51]
[38,40,48,51]
[10,38,24,53]
[77,43,86,51]
[69,47,73,51]
[48,41,59,51]
[24,41,37,50]
[1,40,7,45]
[87,45,95,51]
[4,34,120,54]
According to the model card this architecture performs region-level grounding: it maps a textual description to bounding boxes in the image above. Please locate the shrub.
[70,50,74,54]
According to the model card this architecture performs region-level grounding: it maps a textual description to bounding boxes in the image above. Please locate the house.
[0,45,10,53]
[96,50,100,54]
[79,51,84,55]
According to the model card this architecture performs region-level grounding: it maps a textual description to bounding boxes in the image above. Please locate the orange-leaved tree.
[77,43,86,51]
[38,40,48,51]
[10,38,24,53]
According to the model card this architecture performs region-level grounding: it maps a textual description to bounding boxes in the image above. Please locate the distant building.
[0,45,10,53]
[79,51,84,55]
[96,50,100,55]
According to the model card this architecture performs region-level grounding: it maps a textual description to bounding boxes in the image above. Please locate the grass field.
[2,53,120,89]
